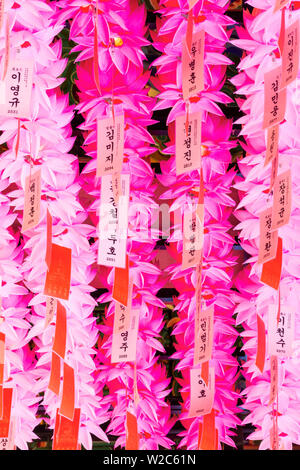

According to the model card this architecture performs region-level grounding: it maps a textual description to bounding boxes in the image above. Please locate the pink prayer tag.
[98,174,129,268]
[45,296,57,329]
[271,169,292,230]
[258,207,279,264]
[21,168,41,232]
[268,355,278,405]
[182,208,203,270]
[175,112,202,175]
[0,59,33,119]
[274,0,290,12]
[194,304,214,366]
[189,367,215,418]
[111,293,139,364]
[265,125,279,167]
[268,304,294,357]
[182,30,205,101]
[282,19,300,86]
[96,113,124,177]
[194,257,203,331]
[263,66,287,129]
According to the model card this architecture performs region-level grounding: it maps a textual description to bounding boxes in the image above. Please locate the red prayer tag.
[199,409,216,450]
[52,301,67,360]
[53,408,80,450]
[125,410,139,450]
[0,388,13,448]
[261,236,283,290]
[112,255,129,306]
[44,243,72,300]
[59,362,75,422]
[48,351,61,395]
[255,314,266,373]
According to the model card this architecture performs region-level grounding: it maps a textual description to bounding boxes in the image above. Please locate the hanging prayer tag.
[45,296,57,329]
[263,66,287,129]
[269,355,278,406]
[0,59,33,119]
[258,207,279,264]
[22,168,41,232]
[268,304,295,358]
[53,408,80,450]
[182,208,203,270]
[44,244,72,300]
[98,174,129,268]
[189,366,215,418]
[194,304,214,366]
[182,30,205,101]
[261,237,283,290]
[255,314,266,373]
[265,125,279,167]
[175,112,202,175]
[282,19,300,86]
[96,113,124,177]
[59,362,75,422]
[271,170,292,230]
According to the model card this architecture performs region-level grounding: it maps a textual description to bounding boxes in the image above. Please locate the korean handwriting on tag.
[98,174,129,268]
[265,125,279,167]
[22,168,41,232]
[263,66,287,129]
[268,304,294,358]
[175,112,202,175]
[182,208,203,269]
[194,305,214,366]
[111,300,139,363]
[0,59,33,119]
[282,19,300,86]
[189,367,215,418]
[97,113,124,177]
[271,169,292,230]
[182,30,205,101]
[269,355,278,405]
[258,207,279,264]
